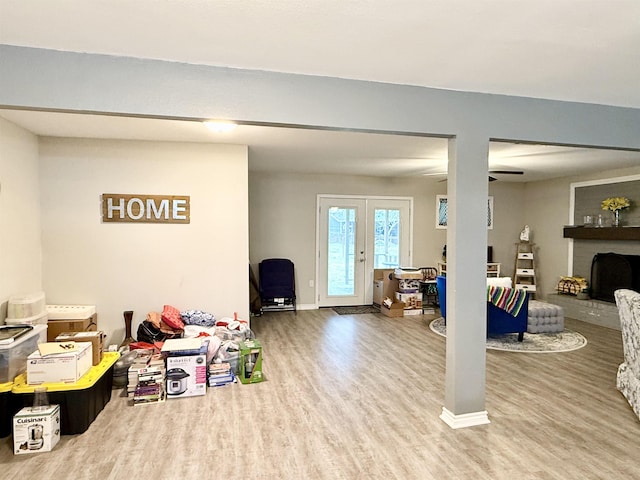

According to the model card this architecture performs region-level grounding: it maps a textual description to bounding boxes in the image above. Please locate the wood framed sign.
[101,194,190,224]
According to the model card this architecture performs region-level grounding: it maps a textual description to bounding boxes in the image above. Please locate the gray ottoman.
[527,300,564,333]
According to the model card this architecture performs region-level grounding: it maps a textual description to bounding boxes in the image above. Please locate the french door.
[317,196,411,306]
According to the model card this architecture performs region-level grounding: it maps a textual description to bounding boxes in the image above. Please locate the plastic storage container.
[4,311,48,326]
[0,324,47,383]
[7,292,46,320]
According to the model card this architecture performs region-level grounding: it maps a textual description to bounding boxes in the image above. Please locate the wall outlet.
[309,279,314,287]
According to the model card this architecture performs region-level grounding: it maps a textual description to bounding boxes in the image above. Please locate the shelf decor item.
[601,196,631,227]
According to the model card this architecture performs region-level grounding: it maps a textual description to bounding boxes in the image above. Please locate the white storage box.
[5,312,49,327]
[13,405,60,455]
[7,292,46,320]
[46,304,96,320]
[0,325,48,383]
[27,342,92,384]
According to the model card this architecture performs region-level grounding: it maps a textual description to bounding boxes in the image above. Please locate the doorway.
[317,195,412,306]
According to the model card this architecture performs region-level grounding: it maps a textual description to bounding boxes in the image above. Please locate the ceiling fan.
[487,169,525,182]
[423,169,525,182]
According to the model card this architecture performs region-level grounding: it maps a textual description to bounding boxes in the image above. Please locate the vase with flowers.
[601,197,631,227]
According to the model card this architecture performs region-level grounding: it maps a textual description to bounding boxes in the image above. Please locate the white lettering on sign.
[147,198,169,220]
[102,194,190,224]
[107,197,126,219]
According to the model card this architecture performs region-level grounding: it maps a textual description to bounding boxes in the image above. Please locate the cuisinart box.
[13,405,60,455]
[27,342,93,384]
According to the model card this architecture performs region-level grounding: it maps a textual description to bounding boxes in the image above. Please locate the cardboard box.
[373,269,398,306]
[393,268,423,280]
[27,342,93,384]
[13,405,60,454]
[381,300,405,318]
[165,354,207,398]
[239,339,263,384]
[395,291,423,310]
[47,313,98,342]
[55,331,104,366]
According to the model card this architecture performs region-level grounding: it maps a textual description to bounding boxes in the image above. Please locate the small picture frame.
[436,195,494,229]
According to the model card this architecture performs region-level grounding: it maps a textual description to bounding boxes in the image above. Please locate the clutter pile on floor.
[113,305,264,406]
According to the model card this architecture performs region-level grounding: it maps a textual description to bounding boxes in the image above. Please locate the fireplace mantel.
[564,226,640,241]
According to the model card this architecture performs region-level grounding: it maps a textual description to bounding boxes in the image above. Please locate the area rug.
[332,305,380,315]
[428,317,587,353]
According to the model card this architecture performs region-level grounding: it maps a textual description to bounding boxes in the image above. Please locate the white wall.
[249,171,525,306]
[39,138,249,345]
[0,117,42,321]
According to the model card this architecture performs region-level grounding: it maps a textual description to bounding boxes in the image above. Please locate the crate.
[0,381,12,438]
[7,292,46,320]
[11,352,118,435]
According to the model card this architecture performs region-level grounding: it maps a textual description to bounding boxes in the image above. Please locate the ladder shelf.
[513,241,537,297]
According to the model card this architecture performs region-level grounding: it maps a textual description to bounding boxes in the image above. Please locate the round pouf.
[527,300,564,333]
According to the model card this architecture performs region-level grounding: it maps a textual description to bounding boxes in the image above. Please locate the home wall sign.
[101,194,190,224]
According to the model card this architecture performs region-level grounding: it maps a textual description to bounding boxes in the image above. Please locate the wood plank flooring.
[1,309,639,479]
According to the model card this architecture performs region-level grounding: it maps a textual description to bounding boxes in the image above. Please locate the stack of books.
[208,362,235,387]
[127,350,166,405]
[133,380,165,405]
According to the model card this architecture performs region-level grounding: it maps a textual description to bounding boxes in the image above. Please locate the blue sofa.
[436,276,528,341]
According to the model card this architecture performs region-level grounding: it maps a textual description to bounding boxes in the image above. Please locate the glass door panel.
[318,196,411,307]
[318,198,366,306]
[327,206,356,295]
[373,208,401,269]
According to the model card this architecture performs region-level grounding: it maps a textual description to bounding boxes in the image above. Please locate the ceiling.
[1,1,639,181]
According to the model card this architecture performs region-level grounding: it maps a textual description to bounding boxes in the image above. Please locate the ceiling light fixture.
[203,121,237,133]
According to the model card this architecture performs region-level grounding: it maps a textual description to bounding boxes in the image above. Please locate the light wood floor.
[1,309,639,479]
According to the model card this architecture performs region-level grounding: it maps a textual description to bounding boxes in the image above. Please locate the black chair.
[419,266,439,307]
[259,258,296,313]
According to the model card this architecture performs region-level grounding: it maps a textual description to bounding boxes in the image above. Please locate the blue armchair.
[436,276,528,341]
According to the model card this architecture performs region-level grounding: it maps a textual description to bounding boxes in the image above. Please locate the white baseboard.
[440,407,490,429]
[296,303,317,311]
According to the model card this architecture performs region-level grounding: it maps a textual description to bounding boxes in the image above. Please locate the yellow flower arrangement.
[601,197,630,212]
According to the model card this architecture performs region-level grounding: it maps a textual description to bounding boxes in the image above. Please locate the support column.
[440,134,491,429]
